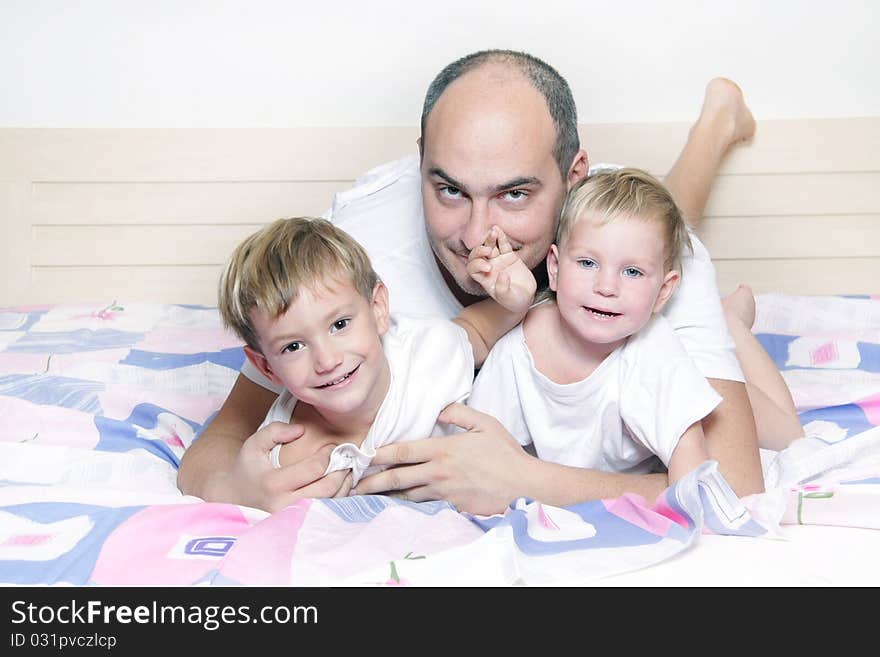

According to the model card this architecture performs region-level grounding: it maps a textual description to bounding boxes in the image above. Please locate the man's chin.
[454,277,489,298]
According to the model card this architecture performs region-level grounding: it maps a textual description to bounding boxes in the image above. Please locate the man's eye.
[331,318,350,332]
[578,259,597,269]
[623,267,644,278]
[440,186,462,198]
[504,189,528,201]
[282,342,303,354]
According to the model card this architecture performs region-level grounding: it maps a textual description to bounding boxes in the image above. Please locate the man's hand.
[350,403,529,516]
[467,226,536,314]
[204,422,353,513]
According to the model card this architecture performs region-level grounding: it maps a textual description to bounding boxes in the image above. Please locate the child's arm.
[453,226,536,367]
[666,421,711,483]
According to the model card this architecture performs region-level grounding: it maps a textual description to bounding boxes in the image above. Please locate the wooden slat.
[3,118,877,183]
[31,181,347,225]
[32,224,264,266]
[0,128,420,182]
[699,215,880,259]
[0,183,31,304]
[581,117,880,176]
[28,265,224,306]
[705,172,880,216]
[714,258,880,296]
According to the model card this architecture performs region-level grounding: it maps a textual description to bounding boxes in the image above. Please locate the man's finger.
[351,462,430,495]
[286,466,350,501]
[332,471,354,498]
[270,443,334,491]
[437,401,490,432]
[250,421,306,454]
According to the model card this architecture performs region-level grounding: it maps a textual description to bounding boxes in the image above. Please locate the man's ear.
[417,136,424,160]
[567,149,590,188]
[652,270,681,314]
[547,244,561,292]
[371,281,391,336]
[243,345,283,387]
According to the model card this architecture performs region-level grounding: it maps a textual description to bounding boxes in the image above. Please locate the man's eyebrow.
[491,177,541,193]
[428,167,465,190]
[428,168,542,194]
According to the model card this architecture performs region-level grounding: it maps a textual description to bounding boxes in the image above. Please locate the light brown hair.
[218,217,378,351]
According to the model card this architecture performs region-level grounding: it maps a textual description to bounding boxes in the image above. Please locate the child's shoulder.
[386,313,472,352]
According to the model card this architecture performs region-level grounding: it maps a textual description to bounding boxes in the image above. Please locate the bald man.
[177,50,763,514]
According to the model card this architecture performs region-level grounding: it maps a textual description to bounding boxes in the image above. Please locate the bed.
[1,119,879,586]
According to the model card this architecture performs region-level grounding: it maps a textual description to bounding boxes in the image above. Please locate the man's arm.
[177,373,352,511]
[666,421,710,484]
[702,379,765,495]
[351,403,668,515]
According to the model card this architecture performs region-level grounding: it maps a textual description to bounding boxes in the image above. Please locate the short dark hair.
[420,49,580,180]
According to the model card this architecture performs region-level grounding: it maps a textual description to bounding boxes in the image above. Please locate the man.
[177,50,764,515]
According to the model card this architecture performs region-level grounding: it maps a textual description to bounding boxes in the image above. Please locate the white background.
[1,0,877,127]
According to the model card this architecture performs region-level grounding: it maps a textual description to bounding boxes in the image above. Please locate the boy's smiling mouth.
[316,364,360,389]
[584,306,621,319]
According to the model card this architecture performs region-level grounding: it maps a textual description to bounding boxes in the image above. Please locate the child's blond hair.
[557,167,692,273]
[218,217,378,351]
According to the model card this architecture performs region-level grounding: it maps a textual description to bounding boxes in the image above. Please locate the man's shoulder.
[328,154,421,218]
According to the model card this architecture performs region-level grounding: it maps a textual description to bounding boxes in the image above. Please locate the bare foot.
[722,283,756,329]
[694,77,756,153]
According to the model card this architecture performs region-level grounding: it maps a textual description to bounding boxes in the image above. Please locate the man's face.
[420,67,578,302]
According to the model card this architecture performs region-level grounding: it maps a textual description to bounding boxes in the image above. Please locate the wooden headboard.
[1,118,878,307]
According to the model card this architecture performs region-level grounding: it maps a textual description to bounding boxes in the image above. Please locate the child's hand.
[467,226,536,314]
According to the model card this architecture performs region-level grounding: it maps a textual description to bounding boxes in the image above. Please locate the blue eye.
[623,267,644,278]
[577,259,597,269]
[440,186,462,199]
[331,318,350,332]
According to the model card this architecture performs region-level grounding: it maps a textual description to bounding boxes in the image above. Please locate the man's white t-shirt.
[261,314,473,486]
[241,154,743,391]
[466,314,722,473]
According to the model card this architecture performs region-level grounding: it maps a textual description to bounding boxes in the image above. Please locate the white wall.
[1,0,877,127]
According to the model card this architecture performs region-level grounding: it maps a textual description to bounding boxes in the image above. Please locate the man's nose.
[461,201,491,250]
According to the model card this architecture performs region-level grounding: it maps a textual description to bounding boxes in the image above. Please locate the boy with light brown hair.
[218,216,534,489]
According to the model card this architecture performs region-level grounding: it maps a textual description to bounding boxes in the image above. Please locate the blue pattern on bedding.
[320,496,454,522]
[120,347,245,372]
[0,503,145,585]
[6,329,145,353]
[0,373,103,413]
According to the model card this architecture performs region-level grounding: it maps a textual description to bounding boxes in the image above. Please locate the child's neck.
[299,359,391,445]
[525,301,628,384]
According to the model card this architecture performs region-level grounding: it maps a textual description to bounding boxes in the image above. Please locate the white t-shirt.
[241,154,743,390]
[262,313,473,485]
[466,314,722,473]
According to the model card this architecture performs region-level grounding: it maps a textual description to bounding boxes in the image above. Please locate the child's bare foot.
[722,283,756,329]
[693,77,756,154]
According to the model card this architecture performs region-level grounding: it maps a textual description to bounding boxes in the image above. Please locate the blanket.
[1,295,878,586]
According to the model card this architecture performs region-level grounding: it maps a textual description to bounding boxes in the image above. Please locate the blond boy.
[218,217,533,488]
[468,168,799,484]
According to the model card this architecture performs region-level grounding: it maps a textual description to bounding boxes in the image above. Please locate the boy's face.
[547,212,679,349]
[246,278,391,421]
